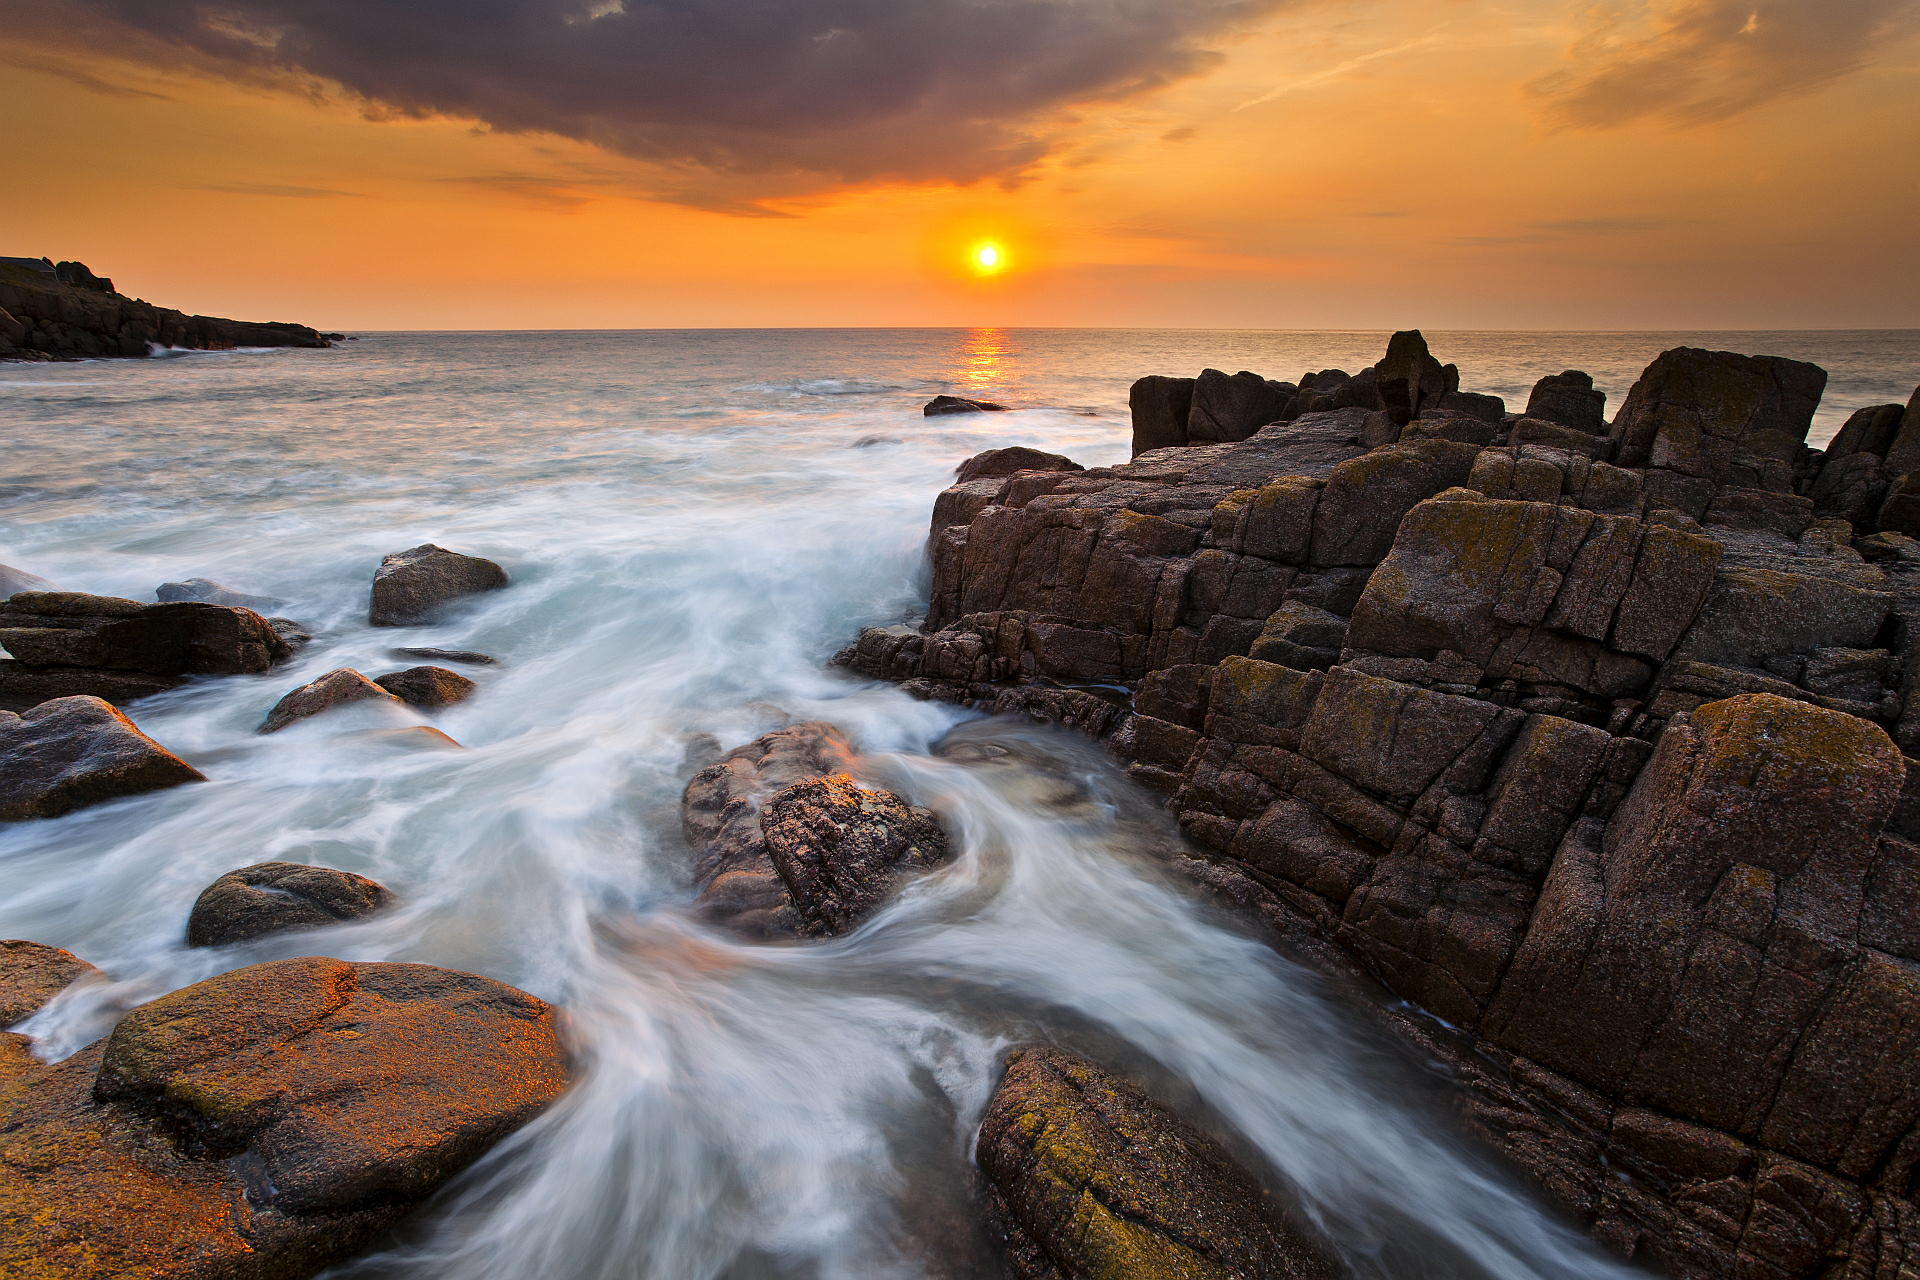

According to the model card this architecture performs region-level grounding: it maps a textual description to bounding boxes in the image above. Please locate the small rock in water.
[761,774,951,937]
[852,434,903,447]
[924,394,1010,416]
[0,940,103,1025]
[390,646,499,666]
[375,665,478,711]
[268,616,313,653]
[186,861,393,948]
[0,696,204,821]
[259,668,405,734]
[368,544,509,627]
[155,577,286,612]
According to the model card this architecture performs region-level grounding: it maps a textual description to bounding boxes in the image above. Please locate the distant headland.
[0,256,337,361]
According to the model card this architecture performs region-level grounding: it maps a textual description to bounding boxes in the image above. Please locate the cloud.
[194,181,359,198]
[1531,0,1914,128]
[29,0,1291,191]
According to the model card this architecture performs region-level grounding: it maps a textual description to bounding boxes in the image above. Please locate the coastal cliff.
[0,257,333,360]
[845,333,1920,1279]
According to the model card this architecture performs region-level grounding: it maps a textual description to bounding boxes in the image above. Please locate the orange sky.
[4,0,1917,331]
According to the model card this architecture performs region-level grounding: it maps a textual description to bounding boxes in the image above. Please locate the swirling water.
[3,328,1917,1279]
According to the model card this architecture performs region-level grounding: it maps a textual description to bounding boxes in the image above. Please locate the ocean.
[3,327,1916,1279]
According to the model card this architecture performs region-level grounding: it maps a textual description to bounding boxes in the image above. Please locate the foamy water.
[4,328,1915,1277]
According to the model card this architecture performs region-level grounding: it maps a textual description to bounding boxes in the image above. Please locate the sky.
[2,0,1916,331]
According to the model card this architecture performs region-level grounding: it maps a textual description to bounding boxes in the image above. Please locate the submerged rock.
[156,577,286,613]
[389,646,499,666]
[186,862,394,947]
[0,695,204,821]
[260,668,405,733]
[368,544,508,627]
[924,394,1009,415]
[977,1047,1341,1280]
[375,664,478,711]
[0,940,102,1026]
[0,956,568,1278]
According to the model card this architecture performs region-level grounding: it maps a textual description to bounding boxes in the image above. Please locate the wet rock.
[1525,370,1607,434]
[682,724,951,938]
[156,577,286,612]
[368,545,508,627]
[954,446,1083,485]
[0,563,53,599]
[0,940,102,1026]
[186,862,393,947]
[1129,375,1196,455]
[1610,347,1827,490]
[1187,369,1297,444]
[390,646,499,666]
[260,668,405,733]
[374,665,478,711]
[0,957,567,1278]
[0,591,292,692]
[976,1047,1341,1280]
[924,394,1009,415]
[0,695,204,821]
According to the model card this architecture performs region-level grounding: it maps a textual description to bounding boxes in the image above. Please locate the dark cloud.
[1531,0,1913,128]
[30,0,1286,190]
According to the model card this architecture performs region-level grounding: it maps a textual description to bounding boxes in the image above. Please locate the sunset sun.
[969,241,1007,276]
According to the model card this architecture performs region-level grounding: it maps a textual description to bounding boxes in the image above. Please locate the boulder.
[155,578,286,613]
[1525,370,1607,434]
[1610,347,1827,490]
[954,446,1083,485]
[1187,369,1297,444]
[0,940,102,1026]
[0,591,291,675]
[374,665,478,711]
[185,862,393,948]
[0,957,567,1278]
[1129,375,1196,455]
[1373,329,1454,426]
[0,563,53,599]
[976,1047,1340,1280]
[0,695,204,821]
[259,668,405,734]
[924,394,1009,415]
[368,545,508,627]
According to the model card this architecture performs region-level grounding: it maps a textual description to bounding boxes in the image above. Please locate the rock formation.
[369,545,510,627]
[0,591,296,711]
[0,696,204,821]
[977,1047,1341,1280]
[844,332,1920,1278]
[260,668,406,733]
[0,258,333,361]
[186,862,394,947]
[0,940,101,1027]
[681,722,952,938]
[0,955,568,1279]
[375,664,479,710]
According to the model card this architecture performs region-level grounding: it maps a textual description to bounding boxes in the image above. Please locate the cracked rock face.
[976,1047,1341,1280]
[0,956,569,1280]
[185,862,394,948]
[844,333,1920,1278]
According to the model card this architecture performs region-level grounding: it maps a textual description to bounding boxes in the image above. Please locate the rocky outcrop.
[0,591,295,711]
[925,394,1009,415]
[0,940,101,1026]
[186,862,394,947]
[976,1047,1341,1280]
[260,668,406,733]
[844,334,1920,1278]
[375,665,478,711]
[681,723,952,938]
[0,696,204,821]
[0,258,332,361]
[369,544,509,627]
[0,956,568,1279]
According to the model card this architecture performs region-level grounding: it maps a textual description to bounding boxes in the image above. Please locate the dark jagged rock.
[368,544,509,627]
[155,578,286,613]
[976,1047,1341,1280]
[955,446,1083,485]
[390,646,499,666]
[1525,370,1607,434]
[1129,375,1196,455]
[0,258,331,361]
[681,723,951,938]
[925,394,1009,415]
[0,941,102,1026]
[0,591,294,711]
[260,668,405,734]
[0,696,204,821]
[186,862,393,947]
[1187,369,1298,444]
[843,333,1920,1278]
[374,665,478,711]
[0,956,568,1278]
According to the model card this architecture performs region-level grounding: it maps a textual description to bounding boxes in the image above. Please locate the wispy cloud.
[1531,0,1914,128]
[1,49,170,99]
[1234,27,1452,111]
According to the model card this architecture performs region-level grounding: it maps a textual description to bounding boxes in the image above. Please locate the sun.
[969,241,1008,276]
